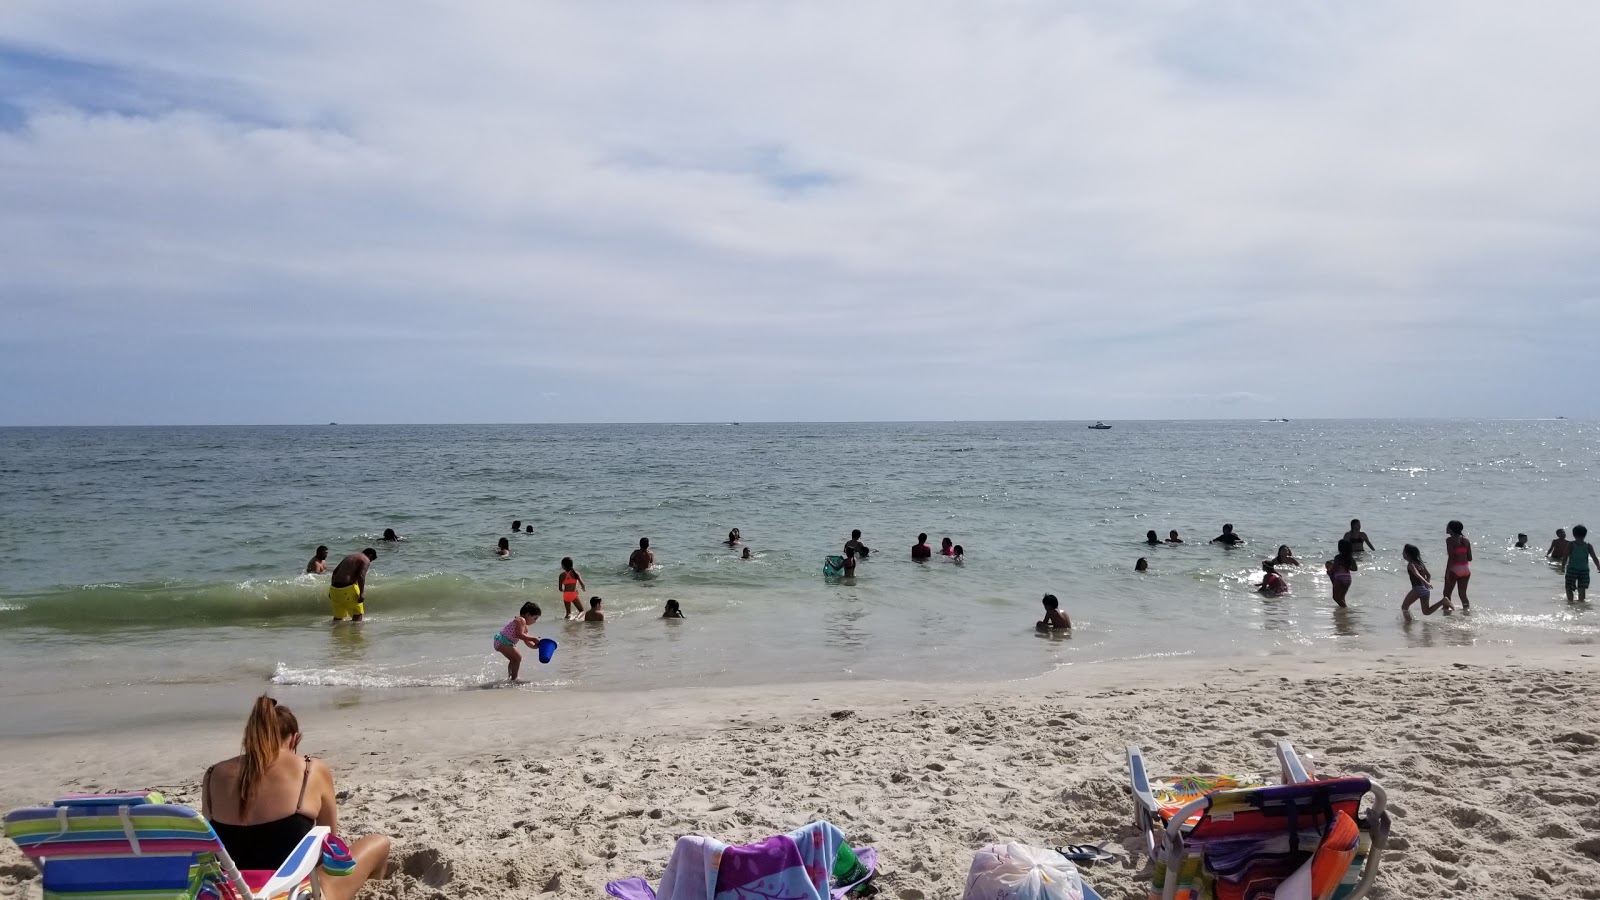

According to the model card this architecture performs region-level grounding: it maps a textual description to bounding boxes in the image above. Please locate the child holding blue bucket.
[494,602,554,681]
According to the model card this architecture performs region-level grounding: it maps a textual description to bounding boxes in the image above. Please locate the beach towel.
[607,821,875,900]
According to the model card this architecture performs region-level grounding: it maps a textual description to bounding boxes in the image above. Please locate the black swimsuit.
[206,758,316,870]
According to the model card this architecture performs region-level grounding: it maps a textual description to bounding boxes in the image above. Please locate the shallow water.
[1,420,1596,734]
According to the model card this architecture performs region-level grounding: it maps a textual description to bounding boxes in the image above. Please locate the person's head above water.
[314,545,328,559]
[1350,518,1362,531]
[639,537,650,549]
[1135,557,1149,571]
[1221,524,1234,534]
[525,525,533,534]
[953,544,964,557]
[362,548,377,560]
[1277,544,1293,558]
[741,547,752,559]
[1516,533,1528,545]
[1557,528,1568,538]
[918,533,928,544]
[664,598,682,616]
[941,537,953,548]
[1447,520,1464,536]
[1146,530,1159,543]
[846,546,857,559]
[382,528,398,541]
[589,597,602,608]
[1041,594,1059,610]
[851,529,862,540]
[1261,560,1276,573]
[497,538,509,551]
[1169,530,1180,540]
[727,528,740,542]
[512,520,521,532]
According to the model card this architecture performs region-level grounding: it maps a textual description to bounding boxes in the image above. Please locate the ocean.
[1,420,1595,736]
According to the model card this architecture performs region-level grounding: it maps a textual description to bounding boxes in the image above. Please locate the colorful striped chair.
[3,793,351,900]
[1126,743,1390,900]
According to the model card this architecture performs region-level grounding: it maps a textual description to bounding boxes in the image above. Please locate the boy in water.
[1210,524,1243,545]
[1036,594,1071,632]
[306,545,328,574]
[584,597,606,622]
[1166,530,1183,543]
[1548,528,1571,563]
[1566,525,1598,602]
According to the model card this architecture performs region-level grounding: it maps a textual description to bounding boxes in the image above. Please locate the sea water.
[1,420,1595,735]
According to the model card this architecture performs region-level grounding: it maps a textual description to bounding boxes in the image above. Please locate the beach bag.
[964,843,1083,900]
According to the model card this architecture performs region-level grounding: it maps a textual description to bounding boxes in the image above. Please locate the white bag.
[963,843,1083,900]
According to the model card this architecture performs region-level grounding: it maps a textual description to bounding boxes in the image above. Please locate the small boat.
[1088,422,1112,430]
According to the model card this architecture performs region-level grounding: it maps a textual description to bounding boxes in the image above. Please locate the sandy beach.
[4,645,1599,900]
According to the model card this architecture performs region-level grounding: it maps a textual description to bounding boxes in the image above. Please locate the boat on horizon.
[1088,421,1112,430]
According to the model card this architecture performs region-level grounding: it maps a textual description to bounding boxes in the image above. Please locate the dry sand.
[4,645,1600,900]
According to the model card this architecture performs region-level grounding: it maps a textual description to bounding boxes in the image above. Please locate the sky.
[1,1,1598,425]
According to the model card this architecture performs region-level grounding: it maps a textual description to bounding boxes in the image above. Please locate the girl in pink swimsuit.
[493,602,543,681]
[1442,521,1472,609]
[1325,539,1357,608]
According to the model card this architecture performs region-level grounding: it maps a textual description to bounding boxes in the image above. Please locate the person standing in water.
[1343,519,1375,552]
[724,528,741,546]
[305,546,329,574]
[1515,533,1528,549]
[912,534,932,560]
[845,530,870,558]
[1325,539,1356,608]
[1400,544,1447,617]
[628,538,654,572]
[559,557,586,618]
[328,549,376,622]
[842,546,858,576]
[1210,524,1243,545]
[1267,545,1301,566]
[1548,528,1571,563]
[1442,520,1473,609]
[1565,525,1598,602]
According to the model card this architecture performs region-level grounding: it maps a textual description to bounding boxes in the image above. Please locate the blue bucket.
[537,638,558,664]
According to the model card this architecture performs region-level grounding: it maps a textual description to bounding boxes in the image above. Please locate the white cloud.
[1,0,1598,423]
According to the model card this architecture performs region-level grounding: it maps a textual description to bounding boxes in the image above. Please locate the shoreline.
[5,644,1598,898]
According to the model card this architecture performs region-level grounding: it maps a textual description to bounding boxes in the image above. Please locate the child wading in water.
[559,557,587,619]
[493,602,542,681]
[1400,544,1448,618]
[1036,594,1071,632]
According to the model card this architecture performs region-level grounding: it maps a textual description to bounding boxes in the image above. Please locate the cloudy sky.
[2,1,1597,424]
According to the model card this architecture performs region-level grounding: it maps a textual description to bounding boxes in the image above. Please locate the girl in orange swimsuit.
[1442,520,1472,609]
[559,557,587,619]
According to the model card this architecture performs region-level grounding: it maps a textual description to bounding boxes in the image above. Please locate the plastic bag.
[963,843,1083,900]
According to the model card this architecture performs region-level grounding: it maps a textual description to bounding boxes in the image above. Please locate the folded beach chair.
[607,820,876,900]
[1126,743,1389,900]
[3,792,351,900]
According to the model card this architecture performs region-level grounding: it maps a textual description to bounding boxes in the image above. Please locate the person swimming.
[496,537,510,558]
[662,599,686,619]
[1036,594,1071,632]
[1135,557,1149,572]
[952,544,964,562]
[939,537,955,557]
[1268,545,1300,566]
[1515,533,1528,549]
[1257,561,1288,596]
[725,528,741,546]
[1145,530,1161,546]
[1165,530,1183,544]
[381,528,403,542]
[1210,524,1243,545]
[741,547,752,559]
[511,520,522,533]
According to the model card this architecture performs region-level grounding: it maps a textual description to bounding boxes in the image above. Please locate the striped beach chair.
[3,792,349,900]
[1126,744,1390,900]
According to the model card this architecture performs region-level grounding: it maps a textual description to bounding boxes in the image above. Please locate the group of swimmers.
[1127,518,1597,620]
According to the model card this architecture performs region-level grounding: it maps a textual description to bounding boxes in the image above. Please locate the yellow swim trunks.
[328,583,363,618]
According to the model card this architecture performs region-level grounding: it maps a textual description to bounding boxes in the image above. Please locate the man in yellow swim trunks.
[329,548,377,622]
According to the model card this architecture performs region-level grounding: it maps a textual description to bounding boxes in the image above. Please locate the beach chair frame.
[1126,743,1390,900]
[4,795,330,900]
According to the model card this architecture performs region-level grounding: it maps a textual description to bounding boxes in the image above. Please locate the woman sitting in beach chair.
[203,696,390,900]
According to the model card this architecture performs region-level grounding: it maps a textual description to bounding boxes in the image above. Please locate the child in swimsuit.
[559,557,587,619]
[1257,561,1288,596]
[1442,520,1472,609]
[952,544,964,563]
[493,602,542,681]
[1566,524,1598,602]
[1325,539,1357,608]
[1400,544,1446,618]
[1036,594,1071,632]
[496,538,510,558]
[663,599,686,619]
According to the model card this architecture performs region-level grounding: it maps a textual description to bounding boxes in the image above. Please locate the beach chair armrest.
[1276,740,1311,783]
[1344,780,1391,900]
[254,826,330,899]
[1125,745,1160,814]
